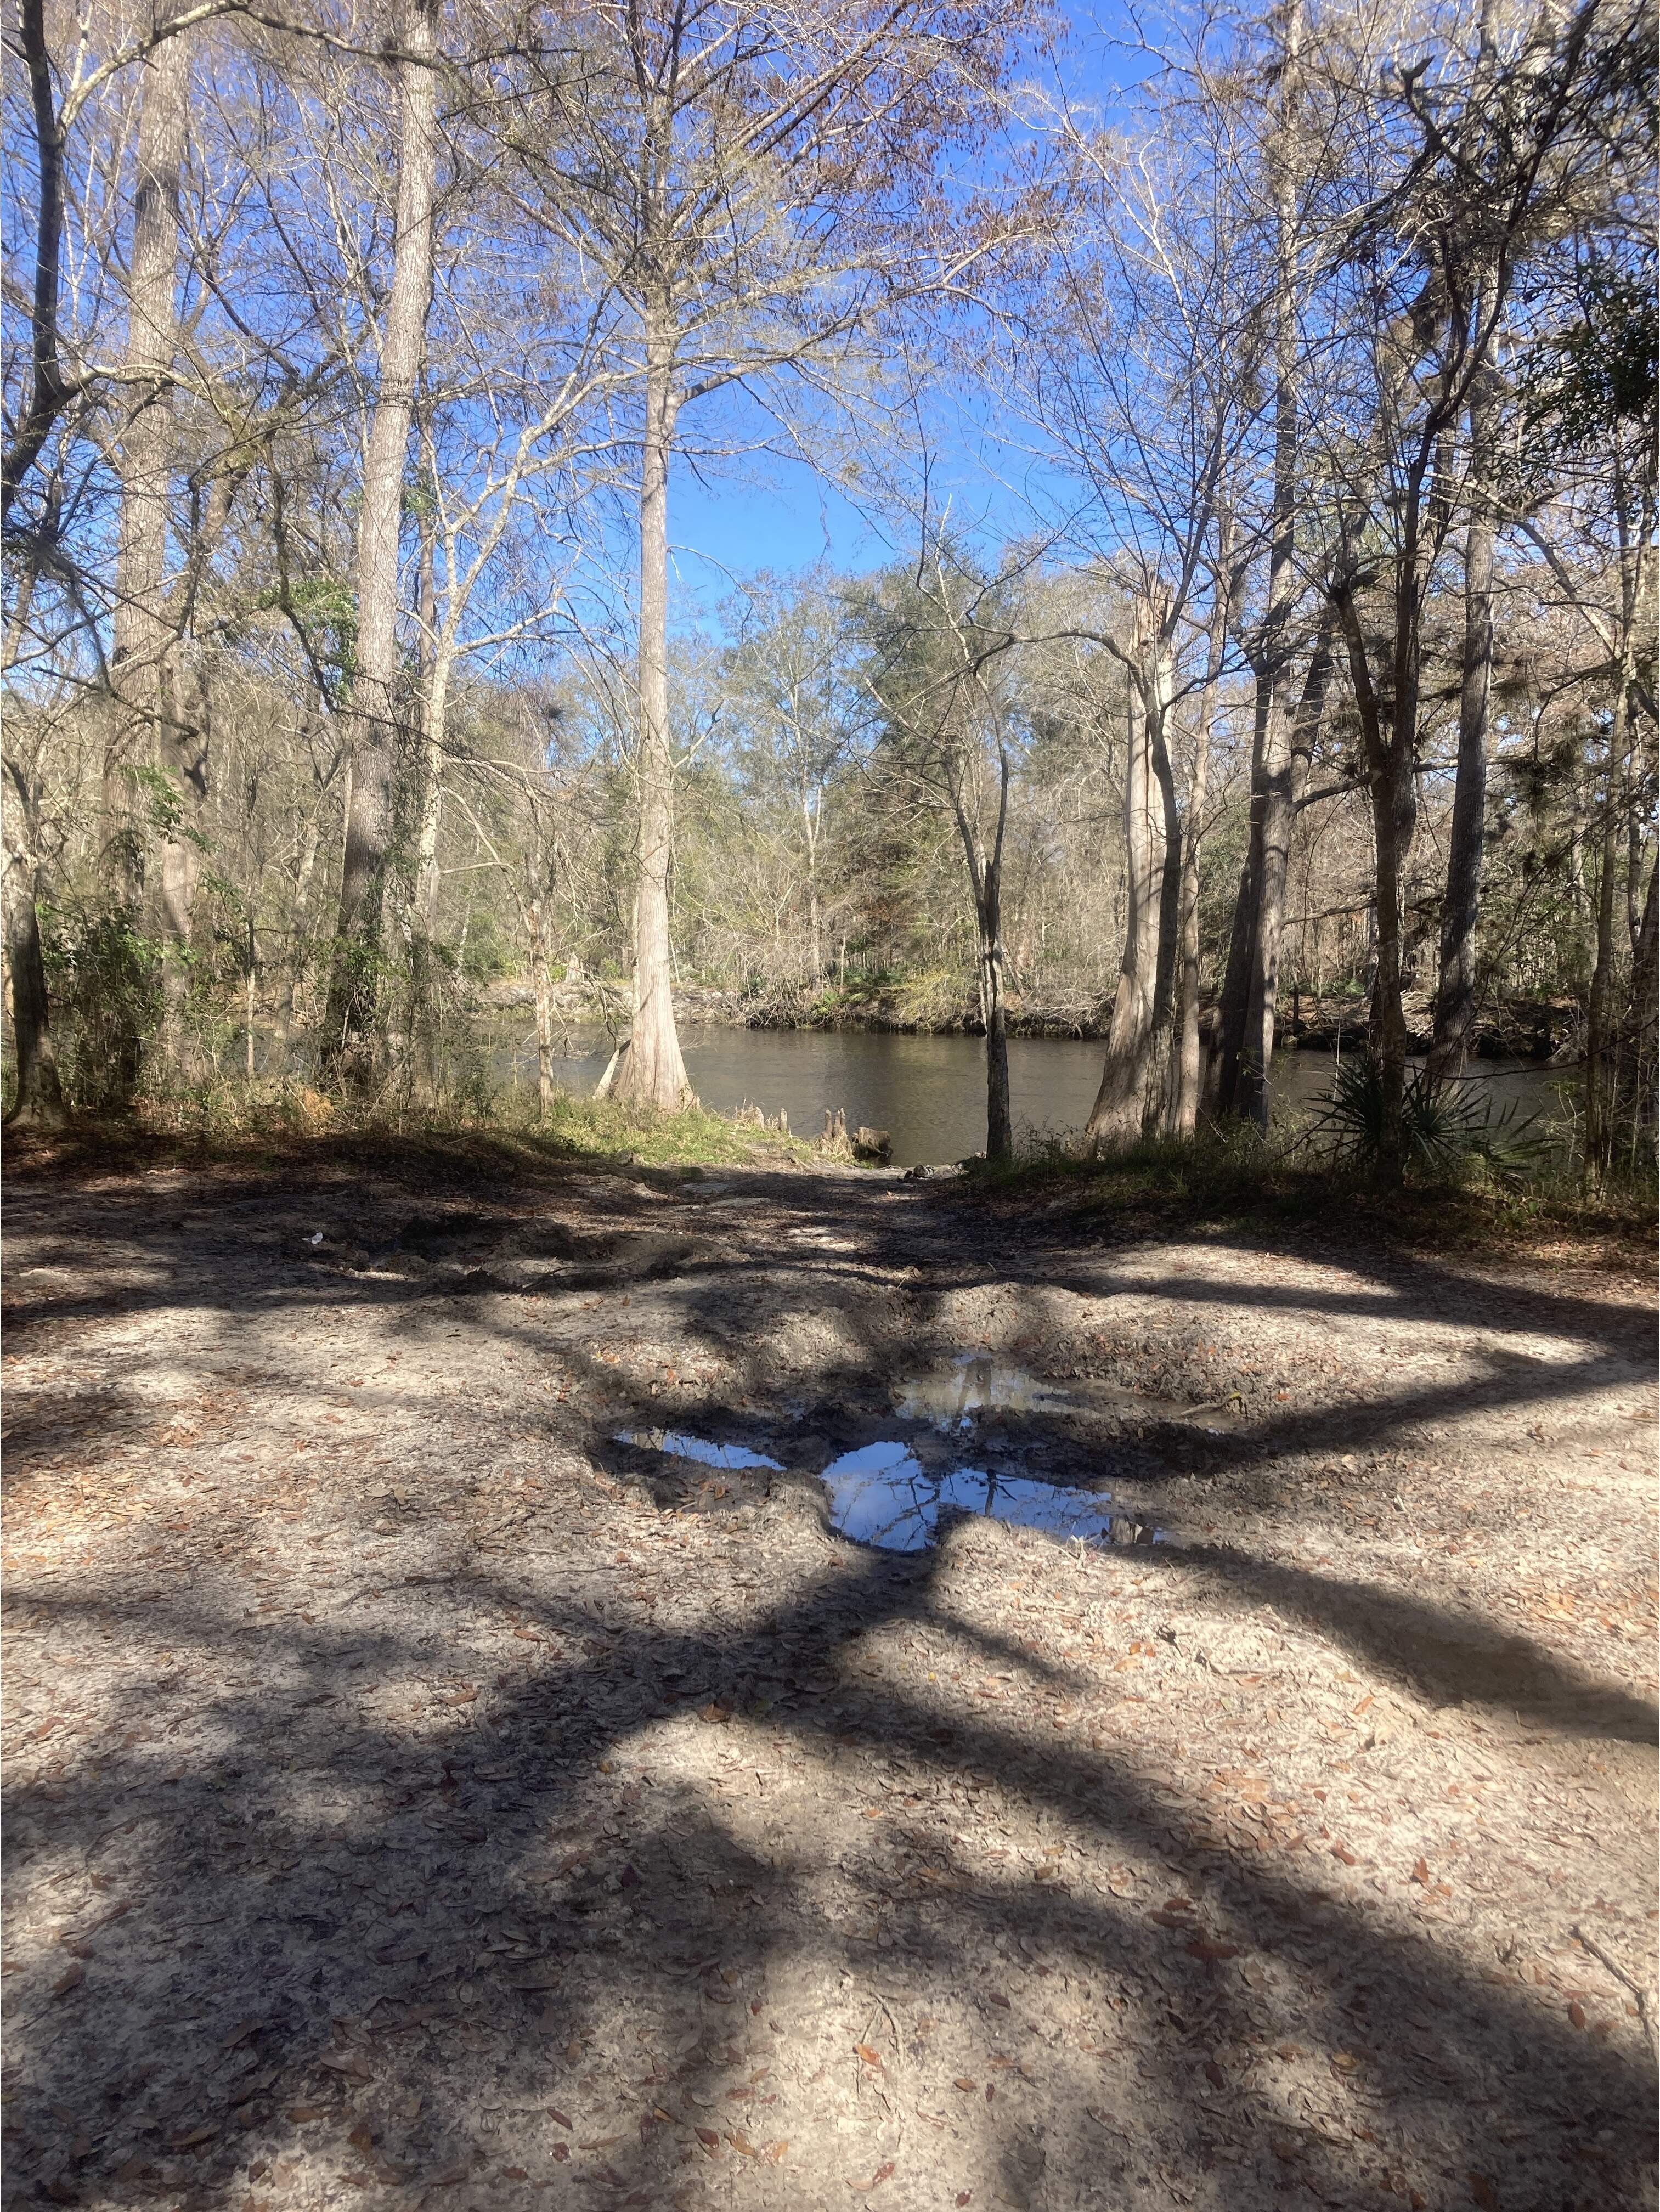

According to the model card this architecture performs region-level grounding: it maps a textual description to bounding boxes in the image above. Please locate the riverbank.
[4,1127,1655,2212]
[487,975,1582,1058]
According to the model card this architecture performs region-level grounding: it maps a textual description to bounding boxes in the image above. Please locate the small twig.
[1572,1923,1657,2059]
[1173,1393,1244,1420]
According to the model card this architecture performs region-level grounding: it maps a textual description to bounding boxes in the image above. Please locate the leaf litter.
[2,1146,1655,2212]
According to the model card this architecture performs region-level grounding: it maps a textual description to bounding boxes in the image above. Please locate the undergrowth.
[1,1076,814,1182]
[968,1122,1655,1267]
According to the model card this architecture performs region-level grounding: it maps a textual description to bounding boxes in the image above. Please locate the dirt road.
[4,1144,1656,2212]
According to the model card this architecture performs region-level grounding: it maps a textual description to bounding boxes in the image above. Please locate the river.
[498,1024,1576,1169]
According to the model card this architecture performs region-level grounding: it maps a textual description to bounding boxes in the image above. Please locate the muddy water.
[502,1023,1575,1170]
[617,1425,1173,1556]
[819,1442,1172,1554]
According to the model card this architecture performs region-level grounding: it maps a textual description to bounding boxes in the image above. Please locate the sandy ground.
[2,1144,1656,2212]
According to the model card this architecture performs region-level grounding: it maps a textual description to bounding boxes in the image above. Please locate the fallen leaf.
[765,2141,789,2163]
[1469,2177,1501,2210]
[1410,1859,1430,1885]
[953,2078,978,2094]
[848,2163,897,2192]
[52,1963,84,1998]
[854,2044,884,2069]
[957,2197,973,2207]
[1202,2061,1226,2090]
[1187,1940,1241,1962]
[1331,1844,1358,1866]
[1568,2001,1586,2030]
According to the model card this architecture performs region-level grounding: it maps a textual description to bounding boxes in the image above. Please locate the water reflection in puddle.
[614,1430,784,1470]
[615,1424,1173,1556]
[821,1440,1172,1554]
[898,1355,1071,1429]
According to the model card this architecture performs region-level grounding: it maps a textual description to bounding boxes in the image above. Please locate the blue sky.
[664,2,1153,610]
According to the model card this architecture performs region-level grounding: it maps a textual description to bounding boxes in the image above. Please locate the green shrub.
[39,904,164,1111]
[1303,1057,1552,1184]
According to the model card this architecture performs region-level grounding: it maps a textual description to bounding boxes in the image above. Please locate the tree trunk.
[1086,684,1164,1153]
[1144,655,1182,1116]
[2,770,67,1128]
[106,15,189,904]
[1207,840,1256,1116]
[1583,688,1630,1185]
[1235,1,1302,1133]
[320,0,438,1088]
[532,906,555,1123]
[983,747,1013,1161]
[1428,350,1501,1082]
[414,515,443,932]
[3,0,69,529]
[612,303,691,1110]
[99,12,190,1103]
[1334,562,1417,1185]
[1614,851,1657,1167]
[1238,675,1292,1132]
[1240,618,1336,1128]
[1170,709,1214,1139]
[1369,751,1415,1180]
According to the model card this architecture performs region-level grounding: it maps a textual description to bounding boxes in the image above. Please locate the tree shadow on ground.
[5,1153,1656,2210]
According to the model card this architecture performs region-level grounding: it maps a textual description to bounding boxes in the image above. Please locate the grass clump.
[523,1088,807,1168]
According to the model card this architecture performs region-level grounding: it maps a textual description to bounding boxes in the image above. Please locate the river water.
[499,1023,1575,1170]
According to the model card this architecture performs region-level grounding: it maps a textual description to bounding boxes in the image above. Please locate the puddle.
[897,1355,1072,1428]
[615,1430,784,1470]
[614,1418,1176,1554]
[821,1440,1173,1554]
[901,1354,1248,1437]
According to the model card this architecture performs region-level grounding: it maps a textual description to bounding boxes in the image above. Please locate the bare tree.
[320,0,439,1087]
[862,551,1020,1159]
[516,0,1029,1109]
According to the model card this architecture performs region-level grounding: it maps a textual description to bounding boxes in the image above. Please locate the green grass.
[524,1089,809,1169]
[1,1076,817,1186]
